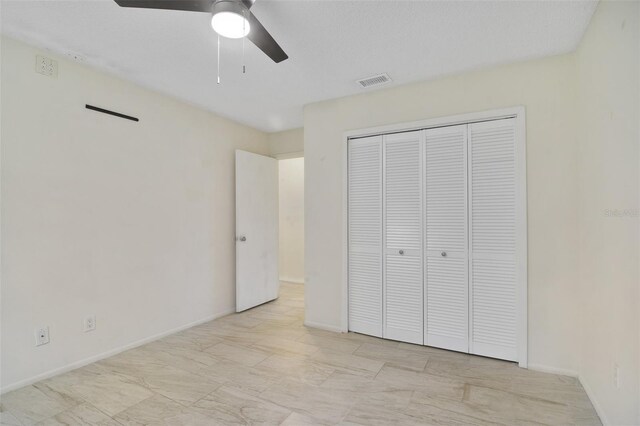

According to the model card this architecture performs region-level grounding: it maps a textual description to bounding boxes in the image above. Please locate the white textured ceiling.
[1,0,597,132]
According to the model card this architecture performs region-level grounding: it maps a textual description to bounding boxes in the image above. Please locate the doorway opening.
[278,156,304,287]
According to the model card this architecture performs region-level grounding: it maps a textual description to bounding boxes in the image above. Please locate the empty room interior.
[0,0,638,425]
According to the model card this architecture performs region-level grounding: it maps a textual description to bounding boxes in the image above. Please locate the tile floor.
[1,282,600,425]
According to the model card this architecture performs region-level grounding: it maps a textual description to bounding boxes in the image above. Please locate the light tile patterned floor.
[1,282,600,425]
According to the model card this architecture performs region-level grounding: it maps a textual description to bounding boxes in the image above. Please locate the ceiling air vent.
[356,73,392,89]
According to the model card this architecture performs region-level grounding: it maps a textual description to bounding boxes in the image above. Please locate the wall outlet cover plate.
[35,327,50,346]
[36,55,58,78]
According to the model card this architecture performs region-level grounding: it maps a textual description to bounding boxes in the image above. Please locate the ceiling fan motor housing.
[212,0,249,18]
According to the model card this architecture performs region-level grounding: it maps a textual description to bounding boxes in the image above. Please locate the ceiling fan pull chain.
[242,10,246,74]
[217,34,221,84]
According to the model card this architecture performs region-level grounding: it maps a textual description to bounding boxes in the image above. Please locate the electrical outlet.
[35,327,50,346]
[614,363,620,389]
[83,315,96,332]
[35,55,58,78]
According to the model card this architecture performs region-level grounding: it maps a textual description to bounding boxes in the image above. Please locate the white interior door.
[348,136,383,337]
[235,150,279,312]
[469,119,519,361]
[424,124,469,352]
[383,131,424,345]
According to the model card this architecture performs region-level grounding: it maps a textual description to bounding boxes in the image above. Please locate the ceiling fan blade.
[240,0,256,10]
[113,0,213,13]
[247,12,288,63]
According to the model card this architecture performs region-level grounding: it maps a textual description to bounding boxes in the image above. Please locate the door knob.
[399,250,404,255]
[441,251,447,257]
[239,236,247,242]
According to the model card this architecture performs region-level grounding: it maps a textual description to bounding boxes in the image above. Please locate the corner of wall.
[268,127,304,158]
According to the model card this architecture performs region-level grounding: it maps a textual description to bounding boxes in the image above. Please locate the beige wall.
[304,53,581,372]
[278,158,304,284]
[0,37,269,391]
[268,128,304,158]
[269,128,305,283]
[576,1,639,424]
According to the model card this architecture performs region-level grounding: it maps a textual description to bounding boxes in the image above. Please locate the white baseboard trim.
[280,276,304,284]
[304,320,347,333]
[527,363,579,377]
[1,307,235,394]
[527,365,608,425]
[579,375,609,426]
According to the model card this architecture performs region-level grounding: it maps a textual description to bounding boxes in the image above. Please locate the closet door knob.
[441,251,447,257]
[399,250,404,255]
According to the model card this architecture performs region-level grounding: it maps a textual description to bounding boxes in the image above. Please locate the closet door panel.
[385,253,423,343]
[383,131,423,345]
[471,258,517,358]
[424,124,468,352]
[469,119,518,361]
[425,256,467,351]
[348,136,383,337]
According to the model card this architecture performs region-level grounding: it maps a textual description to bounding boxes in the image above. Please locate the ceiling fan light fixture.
[211,1,250,39]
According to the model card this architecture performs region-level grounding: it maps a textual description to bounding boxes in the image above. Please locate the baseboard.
[579,375,609,426]
[304,320,347,333]
[528,365,608,425]
[280,276,304,284]
[527,363,579,377]
[1,307,235,394]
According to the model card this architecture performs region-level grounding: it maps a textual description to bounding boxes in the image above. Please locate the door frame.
[341,106,528,368]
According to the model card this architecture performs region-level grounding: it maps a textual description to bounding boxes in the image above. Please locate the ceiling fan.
[113,0,288,63]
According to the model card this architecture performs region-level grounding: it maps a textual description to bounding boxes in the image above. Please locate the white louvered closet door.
[348,136,383,337]
[383,131,424,345]
[469,119,519,361]
[424,125,469,352]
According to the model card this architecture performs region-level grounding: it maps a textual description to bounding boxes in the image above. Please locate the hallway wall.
[278,157,305,284]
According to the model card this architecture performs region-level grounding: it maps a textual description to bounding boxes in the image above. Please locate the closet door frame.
[342,106,527,368]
